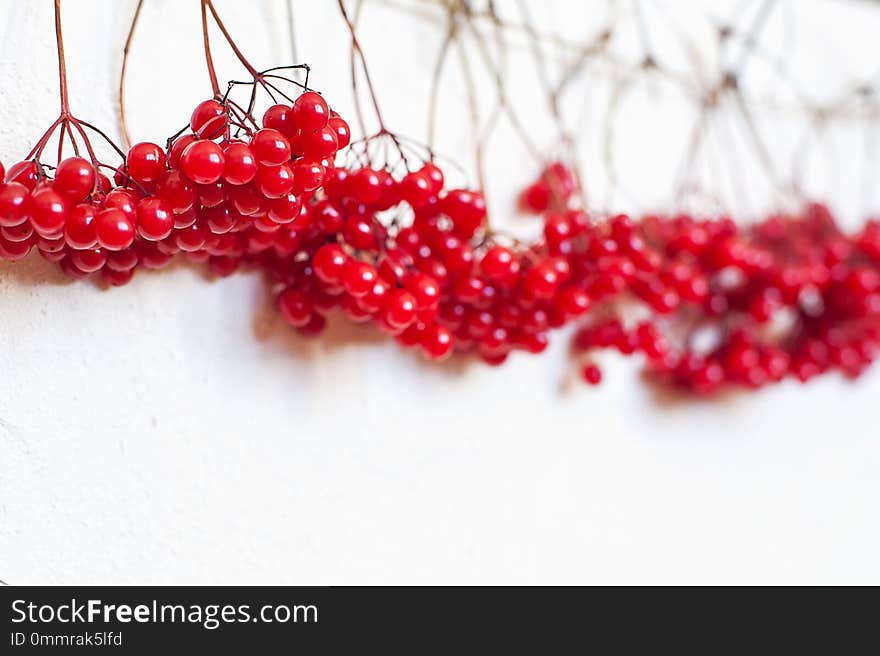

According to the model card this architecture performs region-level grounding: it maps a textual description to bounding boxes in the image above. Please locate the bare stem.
[54,0,70,115]
[201,0,220,96]
[118,0,145,149]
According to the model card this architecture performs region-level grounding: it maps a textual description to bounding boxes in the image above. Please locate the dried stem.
[118,0,145,149]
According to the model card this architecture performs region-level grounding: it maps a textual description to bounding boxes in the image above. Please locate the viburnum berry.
[137,197,174,241]
[278,288,314,327]
[6,161,39,189]
[94,207,135,250]
[29,186,68,236]
[313,243,348,285]
[480,246,519,281]
[292,160,324,194]
[293,91,330,132]
[342,259,378,297]
[169,134,197,168]
[262,104,295,137]
[53,157,95,200]
[0,182,30,227]
[64,203,98,249]
[190,99,227,139]
[420,323,454,360]
[268,194,302,224]
[581,364,602,385]
[156,171,196,214]
[222,142,258,185]
[299,126,338,160]
[256,163,295,198]
[181,140,225,184]
[250,128,291,166]
[126,142,166,183]
[382,289,418,329]
[328,115,351,149]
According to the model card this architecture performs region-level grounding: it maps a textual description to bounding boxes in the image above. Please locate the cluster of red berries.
[0,90,350,285]
[568,204,880,394]
[3,121,879,394]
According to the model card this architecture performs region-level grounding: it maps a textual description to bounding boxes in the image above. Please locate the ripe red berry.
[480,246,519,281]
[53,157,95,200]
[250,129,291,166]
[222,142,258,185]
[190,99,227,139]
[292,160,324,194]
[64,203,98,249]
[581,364,602,385]
[278,288,314,327]
[6,161,39,189]
[127,142,166,183]
[268,194,302,224]
[137,197,174,241]
[328,115,350,149]
[256,163,295,198]
[262,104,295,136]
[420,323,454,360]
[299,126,338,160]
[94,207,135,250]
[0,182,30,227]
[342,259,378,297]
[168,133,197,168]
[156,171,196,214]
[313,243,348,285]
[181,140,225,184]
[29,186,68,236]
[293,91,330,131]
[383,289,418,329]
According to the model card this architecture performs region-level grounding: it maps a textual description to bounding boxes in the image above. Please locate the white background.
[1,0,879,585]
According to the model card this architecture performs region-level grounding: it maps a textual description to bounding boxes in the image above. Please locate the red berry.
[250,129,291,166]
[54,157,95,200]
[256,163,295,198]
[313,243,348,285]
[64,203,98,249]
[278,288,314,327]
[293,91,330,131]
[292,160,324,194]
[127,142,166,183]
[181,140,225,184]
[137,197,174,241]
[383,289,418,329]
[480,246,519,281]
[29,186,68,236]
[420,324,454,360]
[262,104,295,136]
[342,259,378,297]
[268,194,302,224]
[0,182,30,227]
[581,364,602,385]
[328,116,350,149]
[222,141,258,185]
[94,207,135,250]
[190,99,227,139]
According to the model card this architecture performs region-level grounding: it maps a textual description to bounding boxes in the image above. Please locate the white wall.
[1,0,879,584]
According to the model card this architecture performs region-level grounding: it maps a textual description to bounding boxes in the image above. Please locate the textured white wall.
[1,0,879,585]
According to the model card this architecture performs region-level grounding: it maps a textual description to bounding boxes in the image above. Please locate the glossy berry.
[137,197,174,241]
[293,91,330,131]
[94,207,135,251]
[181,140,225,184]
[127,142,166,183]
[250,129,291,166]
[190,99,227,139]
[29,186,68,236]
[222,142,258,185]
[53,157,95,200]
